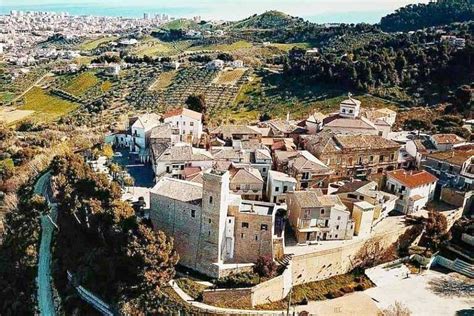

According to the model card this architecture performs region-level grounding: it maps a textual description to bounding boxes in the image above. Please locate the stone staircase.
[453,259,474,278]
[277,253,293,267]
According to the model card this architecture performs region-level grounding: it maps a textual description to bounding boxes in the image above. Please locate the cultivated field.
[149,70,177,91]
[17,87,78,121]
[0,108,35,124]
[213,69,247,85]
[78,36,118,51]
[61,72,99,96]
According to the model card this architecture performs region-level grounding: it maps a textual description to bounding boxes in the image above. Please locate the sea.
[0,3,390,24]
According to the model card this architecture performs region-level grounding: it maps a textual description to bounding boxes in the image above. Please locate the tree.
[123,224,179,313]
[102,144,114,159]
[403,118,433,135]
[254,255,278,278]
[185,94,206,113]
[424,211,450,252]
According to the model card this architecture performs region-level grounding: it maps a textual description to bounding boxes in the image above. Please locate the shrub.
[215,272,260,288]
[354,284,365,291]
[254,255,277,278]
[325,290,343,299]
[340,286,354,294]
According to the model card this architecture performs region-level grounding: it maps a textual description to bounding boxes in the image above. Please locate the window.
[321,209,325,215]
[304,209,311,218]
[228,219,232,223]
[208,231,211,236]
[390,154,395,161]
[275,187,280,192]
[336,225,339,230]
[190,122,194,127]
[283,186,288,193]
[191,210,196,217]
[209,196,213,204]
[342,109,346,113]
[349,109,353,114]
[302,172,310,180]
[335,234,338,238]
[261,224,268,231]
[380,155,385,162]
[183,121,186,126]
[337,216,341,220]
[369,155,374,162]
[262,168,267,172]
[241,233,244,238]
[255,235,258,241]
[208,219,212,224]
[242,222,249,228]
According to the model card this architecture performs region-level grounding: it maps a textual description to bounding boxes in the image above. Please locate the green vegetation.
[257,270,374,310]
[18,87,78,122]
[190,40,253,52]
[380,0,474,32]
[161,18,200,30]
[230,10,306,30]
[51,153,180,315]
[61,71,99,96]
[100,80,113,93]
[78,36,118,50]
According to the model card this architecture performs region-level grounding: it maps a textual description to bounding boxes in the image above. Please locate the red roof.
[431,134,464,145]
[163,107,202,120]
[387,169,438,189]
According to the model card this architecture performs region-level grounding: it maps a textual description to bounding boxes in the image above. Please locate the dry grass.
[213,69,247,85]
[0,108,35,124]
[256,271,374,310]
[149,71,177,91]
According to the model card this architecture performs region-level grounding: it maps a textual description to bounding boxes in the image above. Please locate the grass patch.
[73,56,94,66]
[175,278,207,300]
[256,270,374,310]
[0,91,14,104]
[17,87,78,122]
[78,36,118,50]
[149,70,177,90]
[62,72,99,96]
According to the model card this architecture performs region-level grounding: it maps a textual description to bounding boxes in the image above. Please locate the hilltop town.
[0,1,473,315]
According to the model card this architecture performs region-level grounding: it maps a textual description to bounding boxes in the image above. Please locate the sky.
[0,0,431,23]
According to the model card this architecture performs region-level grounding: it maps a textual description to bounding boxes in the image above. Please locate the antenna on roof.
[348,92,353,99]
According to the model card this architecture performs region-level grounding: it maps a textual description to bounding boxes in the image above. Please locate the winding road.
[34,171,57,316]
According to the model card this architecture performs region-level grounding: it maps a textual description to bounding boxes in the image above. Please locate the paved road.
[34,171,57,316]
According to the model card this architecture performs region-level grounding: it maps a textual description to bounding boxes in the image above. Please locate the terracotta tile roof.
[163,107,202,121]
[431,134,465,145]
[426,146,474,166]
[387,169,438,189]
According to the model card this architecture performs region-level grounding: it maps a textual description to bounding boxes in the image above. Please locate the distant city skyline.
[1,0,430,23]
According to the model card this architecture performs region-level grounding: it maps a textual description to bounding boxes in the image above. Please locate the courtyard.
[112,148,155,187]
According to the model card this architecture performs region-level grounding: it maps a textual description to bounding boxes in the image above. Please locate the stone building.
[210,125,262,145]
[149,170,284,278]
[286,191,354,243]
[273,150,332,190]
[422,145,474,191]
[301,132,400,181]
[228,166,265,201]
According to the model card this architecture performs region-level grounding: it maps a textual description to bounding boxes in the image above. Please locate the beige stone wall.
[202,288,253,308]
[232,211,273,263]
[440,187,467,207]
[291,227,406,285]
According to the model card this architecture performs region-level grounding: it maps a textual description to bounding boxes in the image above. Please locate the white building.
[339,94,361,119]
[266,170,297,204]
[352,201,375,237]
[206,59,224,70]
[386,169,438,214]
[163,108,203,144]
[130,113,162,154]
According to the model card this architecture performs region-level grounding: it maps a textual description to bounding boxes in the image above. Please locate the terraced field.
[17,87,78,121]
[189,40,253,52]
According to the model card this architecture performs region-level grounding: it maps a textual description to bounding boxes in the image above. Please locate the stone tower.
[196,169,230,277]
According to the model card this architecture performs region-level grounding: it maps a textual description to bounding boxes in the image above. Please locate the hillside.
[380,0,474,32]
[230,10,308,30]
